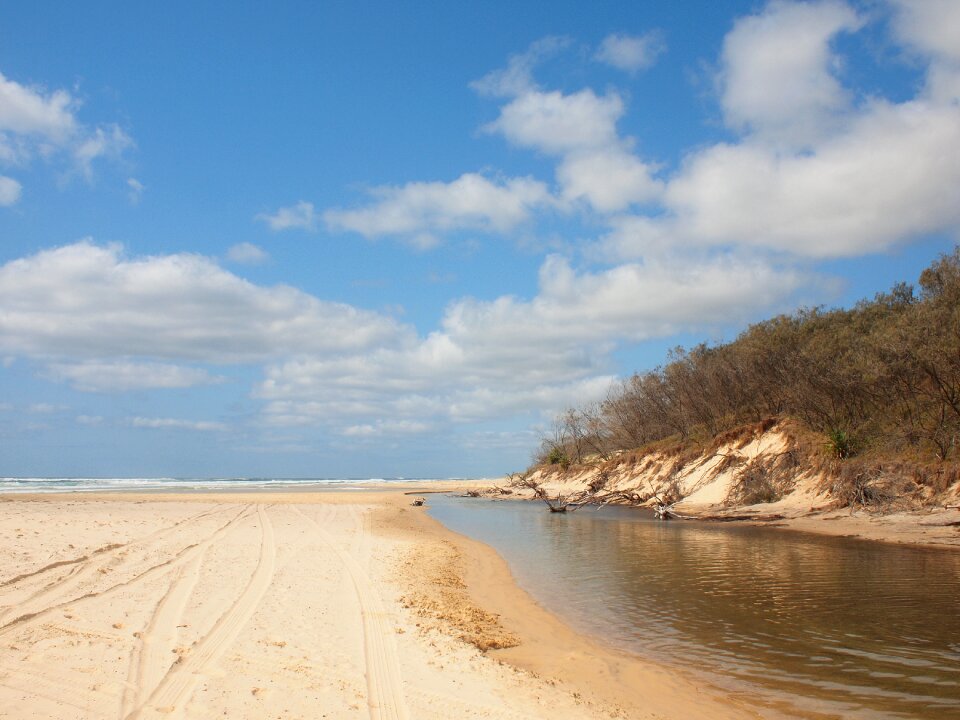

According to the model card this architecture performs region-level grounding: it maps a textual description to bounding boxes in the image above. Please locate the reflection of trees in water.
[454,500,960,718]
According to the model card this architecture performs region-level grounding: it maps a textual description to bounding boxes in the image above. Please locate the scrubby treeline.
[539,248,960,469]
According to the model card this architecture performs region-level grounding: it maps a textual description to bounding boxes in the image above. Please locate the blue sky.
[1,0,958,478]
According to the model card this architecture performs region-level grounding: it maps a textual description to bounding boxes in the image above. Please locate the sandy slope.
[514,428,960,549]
[0,491,763,720]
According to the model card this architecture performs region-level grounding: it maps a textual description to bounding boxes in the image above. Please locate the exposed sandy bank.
[0,489,765,720]
[507,426,960,550]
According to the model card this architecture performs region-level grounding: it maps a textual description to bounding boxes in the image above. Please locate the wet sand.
[0,486,763,719]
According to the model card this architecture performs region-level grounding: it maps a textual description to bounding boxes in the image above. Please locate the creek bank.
[480,422,960,549]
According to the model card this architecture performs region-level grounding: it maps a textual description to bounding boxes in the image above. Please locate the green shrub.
[547,446,570,468]
[826,428,854,459]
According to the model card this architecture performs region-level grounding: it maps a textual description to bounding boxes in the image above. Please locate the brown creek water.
[428,495,960,719]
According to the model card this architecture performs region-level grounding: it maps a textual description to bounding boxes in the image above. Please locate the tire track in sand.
[0,506,229,626]
[118,506,254,718]
[0,506,223,592]
[293,505,410,720]
[0,506,250,639]
[125,504,276,719]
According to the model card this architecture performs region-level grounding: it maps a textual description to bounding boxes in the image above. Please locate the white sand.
[0,491,760,720]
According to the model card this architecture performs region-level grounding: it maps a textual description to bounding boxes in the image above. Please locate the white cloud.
[127,177,144,204]
[658,100,960,257]
[891,0,960,63]
[483,88,624,155]
[73,124,133,180]
[28,403,66,414]
[76,415,103,426]
[0,71,76,141]
[255,252,804,430]
[557,149,661,212]
[341,419,432,437]
[890,0,960,102]
[324,173,551,243]
[322,38,660,243]
[596,1,960,261]
[0,175,21,206]
[130,417,227,432]
[0,241,408,362]
[595,32,666,73]
[719,0,863,147]
[440,254,803,349]
[227,242,269,264]
[470,36,571,97]
[256,201,317,231]
[0,70,131,182]
[475,42,663,217]
[45,360,224,392]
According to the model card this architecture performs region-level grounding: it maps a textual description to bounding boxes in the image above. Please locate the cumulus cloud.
[45,361,224,393]
[322,37,662,241]
[891,0,960,63]
[324,173,551,246]
[470,36,571,97]
[130,417,227,432]
[719,0,863,148]
[226,242,269,264]
[441,254,803,349]
[256,201,317,231]
[0,70,131,182]
[595,32,666,73]
[483,88,624,155]
[890,0,960,102]
[476,43,663,215]
[0,241,407,362]
[0,175,21,206]
[255,252,804,428]
[0,71,76,142]
[600,0,960,261]
[0,237,804,441]
[557,149,661,212]
[656,101,960,257]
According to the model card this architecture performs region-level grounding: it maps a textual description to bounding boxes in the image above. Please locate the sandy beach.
[0,487,768,720]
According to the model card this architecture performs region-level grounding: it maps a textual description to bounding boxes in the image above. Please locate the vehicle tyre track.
[125,504,276,719]
[0,506,250,638]
[0,506,229,626]
[293,505,410,720]
[118,506,246,718]
[0,506,222,591]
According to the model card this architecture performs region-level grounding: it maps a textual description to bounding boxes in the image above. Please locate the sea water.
[428,494,960,719]
[0,476,425,493]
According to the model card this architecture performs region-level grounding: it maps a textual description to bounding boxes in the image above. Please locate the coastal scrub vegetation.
[535,248,960,505]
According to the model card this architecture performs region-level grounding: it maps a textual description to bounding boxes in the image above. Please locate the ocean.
[0,476,435,493]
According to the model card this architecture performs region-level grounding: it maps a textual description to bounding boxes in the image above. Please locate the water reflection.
[428,496,960,719]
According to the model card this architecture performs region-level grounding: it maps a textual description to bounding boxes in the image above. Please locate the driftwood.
[696,512,786,522]
[516,475,589,512]
[514,468,692,518]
